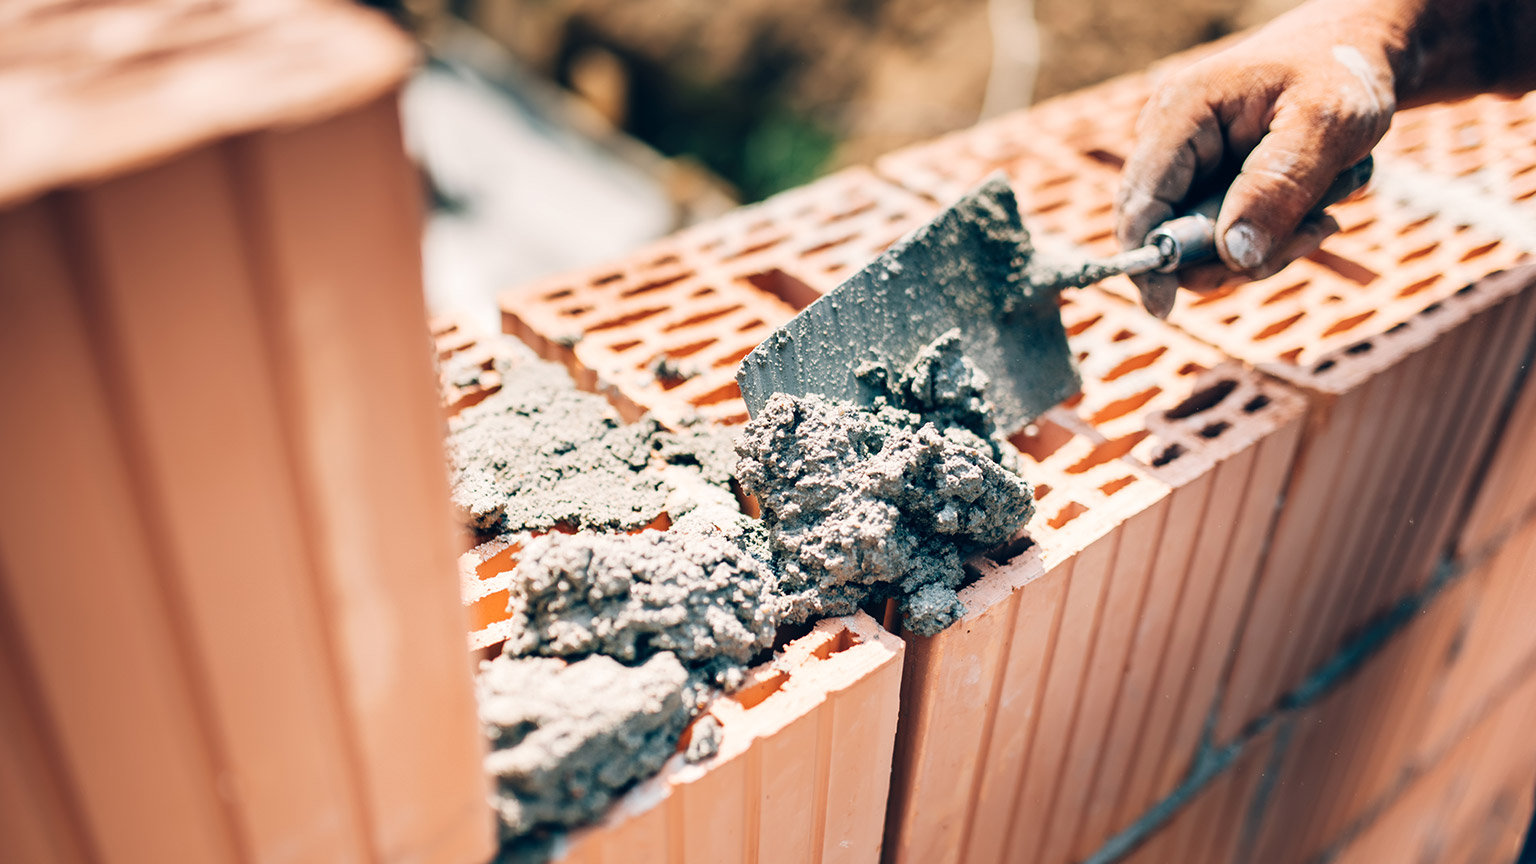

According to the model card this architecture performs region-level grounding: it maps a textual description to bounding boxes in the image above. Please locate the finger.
[1214,102,1378,272]
[1247,213,1340,281]
[1179,261,1247,294]
[1116,76,1227,250]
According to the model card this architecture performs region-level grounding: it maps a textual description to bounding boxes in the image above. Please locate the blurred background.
[365,0,1304,327]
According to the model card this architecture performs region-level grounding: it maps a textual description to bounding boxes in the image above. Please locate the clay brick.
[1117,729,1274,864]
[882,289,1307,864]
[553,613,905,864]
[0,10,492,862]
[1458,336,1536,559]
[1322,667,1536,864]
[873,65,1536,752]
[1417,516,1536,763]
[499,168,935,427]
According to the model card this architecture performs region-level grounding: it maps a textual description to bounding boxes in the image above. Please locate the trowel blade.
[736,175,1081,433]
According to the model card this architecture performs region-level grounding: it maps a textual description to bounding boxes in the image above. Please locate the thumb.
[1213,110,1364,272]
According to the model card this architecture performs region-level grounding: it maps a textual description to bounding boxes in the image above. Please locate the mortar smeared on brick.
[504,530,777,693]
[447,364,739,535]
[737,331,1034,636]
[478,652,690,841]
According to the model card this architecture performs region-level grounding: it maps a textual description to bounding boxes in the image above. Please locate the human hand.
[1115,0,1400,317]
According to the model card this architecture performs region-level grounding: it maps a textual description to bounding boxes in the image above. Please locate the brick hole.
[468,588,512,632]
[1460,240,1501,262]
[733,669,789,709]
[650,254,680,267]
[802,234,857,257]
[1083,148,1127,168]
[663,305,745,332]
[1323,295,1343,304]
[1306,249,1380,284]
[1086,203,1113,217]
[1033,199,1069,215]
[1423,302,1444,315]
[1037,174,1074,190]
[1200,421,1230,439]
[1278,347,1304,363]
[1087,384,1155,421]
[1151,443,1185,467]
[609,339,643,353]
[712,345,755,368]
[587,306,666,332]
[1398,274,1441,297]
[1517,188,1536,202]
[560,305,592,317]
[1081,229,1115,244]
[1111,329,1136,342]
[1515,163,1536,178]
[1177,362,1206,376]
[1220,314,1240,325]
[700,238,724,252]
[689,381,741,406]
[810,627,857,660]
[824,262,844,274]
[1345,341,1374,355]
[543,288,575,301]
[1398,214,1435,234]
[1456,283,1479,296]
[1322,310,1377,338]
[1166,378,1237,418]
[747,218,775,233]
[474,543,522,580]
[1255,311,1306,340]
[742,269,819,311]
[592,272,623,286]
[1100,476,1135,496]
[1066,313,1103,337]
[1386,322,1411,335]
[1264,280,1310,306]
[1067,431,1150,473]
[1400,242,1441,264]
[1034,483,1053,500]
[647,338,718,366]
[1243,394,1271,413]
[1010,418,1075,463]
[737,318,766,332]
[823,200,877,225]
[693,287,717,298]
[1190,285,1239,306]
[620,273,689,298]
[722,237,788,262]
[1048,500,1090,530]
[1063,392,1084,409]
[1077,351,1090,362]
[1337,218,1376,235]
[1103,347,1169,382]
[985,534,1036,566]
[1314,359,1337,373]
[718,411,751,425]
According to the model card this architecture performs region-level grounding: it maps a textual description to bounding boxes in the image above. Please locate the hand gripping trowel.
[736,160,1371,432]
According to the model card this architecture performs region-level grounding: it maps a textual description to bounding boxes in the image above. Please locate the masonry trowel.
[736,161,1371,433]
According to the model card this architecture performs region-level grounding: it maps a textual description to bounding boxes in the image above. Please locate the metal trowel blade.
[735,175,1080,433]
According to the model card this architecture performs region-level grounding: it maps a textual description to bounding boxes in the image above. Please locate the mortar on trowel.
[737,161,1373,434]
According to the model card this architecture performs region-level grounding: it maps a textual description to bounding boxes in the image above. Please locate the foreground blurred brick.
[0,4,491,864]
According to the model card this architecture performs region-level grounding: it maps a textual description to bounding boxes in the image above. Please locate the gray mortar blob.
[504,531,778,688]
[445,369,670,535]
[479,652,690,841]
[736,332,1034,636]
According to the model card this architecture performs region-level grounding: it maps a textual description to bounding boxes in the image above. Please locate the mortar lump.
[737,331,1035,636]
[446,375,669,534]
[479,652,690,839]
[505,530,777,689]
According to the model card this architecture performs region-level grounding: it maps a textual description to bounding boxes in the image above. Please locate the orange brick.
[554,613,904,864]
[499,168,935,428]
[883,289,1307,864]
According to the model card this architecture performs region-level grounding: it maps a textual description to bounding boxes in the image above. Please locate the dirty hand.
[1116,0,1400,318]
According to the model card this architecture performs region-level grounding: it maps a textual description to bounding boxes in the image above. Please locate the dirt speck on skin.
[479,652,690,839]
[737,331,1034,636]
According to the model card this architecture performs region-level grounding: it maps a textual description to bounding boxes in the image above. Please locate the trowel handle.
[1145,155,1374,273]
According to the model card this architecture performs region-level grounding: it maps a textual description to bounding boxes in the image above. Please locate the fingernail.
[1142,275,1177,319]
[1225,221,1270,270]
